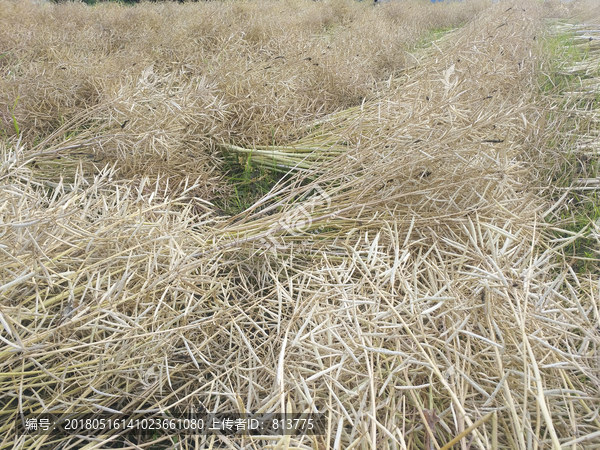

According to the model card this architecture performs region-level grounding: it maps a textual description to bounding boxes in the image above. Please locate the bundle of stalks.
[2,1,600,450]
[220,141,347,172]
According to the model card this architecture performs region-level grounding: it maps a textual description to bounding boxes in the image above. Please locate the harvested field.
[0,0,599,449]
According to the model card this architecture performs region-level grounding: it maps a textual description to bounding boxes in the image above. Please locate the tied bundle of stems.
[219,141,347,172]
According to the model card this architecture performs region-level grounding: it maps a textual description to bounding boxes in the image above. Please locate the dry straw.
[1,1,599,449]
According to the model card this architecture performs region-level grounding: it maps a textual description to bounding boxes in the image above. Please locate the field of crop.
[1,0,599,449]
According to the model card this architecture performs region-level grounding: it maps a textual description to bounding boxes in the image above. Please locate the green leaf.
[11,95,20,135]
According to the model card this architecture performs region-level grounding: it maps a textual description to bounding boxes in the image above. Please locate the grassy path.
[541,21,600,274]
